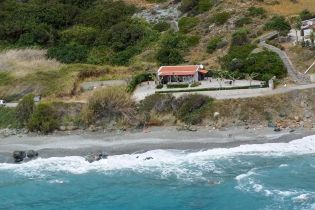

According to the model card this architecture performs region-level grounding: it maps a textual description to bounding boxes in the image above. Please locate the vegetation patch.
[167,83,189,88]
[0,107,18,128]
[82,86,136,126]
[27,103,59,134]
[209,12,231,26]
[179,17,199,34]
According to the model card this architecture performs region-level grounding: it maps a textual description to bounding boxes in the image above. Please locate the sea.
[1,135,315,210]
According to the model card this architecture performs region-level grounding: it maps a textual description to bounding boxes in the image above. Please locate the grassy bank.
[0,107,18,128]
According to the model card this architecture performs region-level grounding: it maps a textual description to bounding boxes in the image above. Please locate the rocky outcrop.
[13,151,26,163]
[12,150,39,163]
[85,152,109,163]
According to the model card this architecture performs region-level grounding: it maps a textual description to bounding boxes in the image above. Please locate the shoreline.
[0,126,315,163]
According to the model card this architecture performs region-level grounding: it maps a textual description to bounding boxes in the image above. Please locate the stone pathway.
[259,32,311,84]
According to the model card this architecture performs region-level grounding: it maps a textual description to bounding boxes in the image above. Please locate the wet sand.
[0,126,314,163]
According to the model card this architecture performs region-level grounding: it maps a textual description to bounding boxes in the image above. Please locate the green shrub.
[299,9,315,21]
[27,103,59,134]
[190,81,201,87]
[207,36,222,53]
[0,107,18,128]
[156,84,163,89]
[235,17,252,27]
[185,35,201,47]
[82,86,136,125]
[221,44,256,70]
[0,72,13,86]
[247,7,266,17]
[231,28,249,46]
[47,42,89,63]
[179,0,196,13]
[157,32,197,65]
[265,16,291,35]
[245,51,286,81]
[127,72,154,93]
[197,0,213,12]
[139,93,174,113]
[175,94,213,125]
[210,12,231,25]
[167,83,189,88]
[16,94,35,126]
[60,25,98,45]
[179,17,199,33]
[153,21,171,32]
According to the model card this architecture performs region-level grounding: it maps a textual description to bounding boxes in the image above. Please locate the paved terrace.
[132,81,315,101]
[133,79,263,101]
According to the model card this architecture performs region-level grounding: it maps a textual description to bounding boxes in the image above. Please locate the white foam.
[0,135,315,179]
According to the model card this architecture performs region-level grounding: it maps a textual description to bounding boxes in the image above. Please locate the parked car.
[0,100,6,107]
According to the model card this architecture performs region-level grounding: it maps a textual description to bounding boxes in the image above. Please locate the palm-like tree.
[290,16,302,43]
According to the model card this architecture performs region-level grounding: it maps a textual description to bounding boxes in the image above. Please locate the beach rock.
[26,150,38,158]
[88,125,97,132]
[274,127,281,132]
[213,112,220,119]
[13,151,26,163]
[267,122,276,128]
[85,152,108,163]
[144,157,154,160]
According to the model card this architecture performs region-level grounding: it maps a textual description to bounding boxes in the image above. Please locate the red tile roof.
[158,65,200,76]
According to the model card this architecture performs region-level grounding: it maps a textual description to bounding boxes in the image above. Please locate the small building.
[157,65,207,84]
[288,18,315,44]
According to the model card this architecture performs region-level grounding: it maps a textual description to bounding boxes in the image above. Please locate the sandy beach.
[1,126,315,163]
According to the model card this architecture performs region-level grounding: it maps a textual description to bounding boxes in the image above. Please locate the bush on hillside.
[139,94,175,113]
[299,9,315,21]
[60,25,98,45]
[156,32,198,65]
[197,0,213,12]
[231,28,249,46]
[264,16,291,35]
[27,103,58,134]
[245,51,286,81]
[127,72,154,93]
[207,36,223,53]
[210,12,231,25]
[247,7,266,17]
[179,17,199,33]
[83,86,136,125]
[174,94,213,125]
[16,94,35,126]
[153,21,171,32]
[235,17,252,28]
[47,42,89,63]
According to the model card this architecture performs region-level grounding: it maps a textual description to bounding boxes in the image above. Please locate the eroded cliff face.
[209,88,315,129]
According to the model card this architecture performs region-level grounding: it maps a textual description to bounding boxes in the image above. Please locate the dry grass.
[82,86,137,126]
[262,0,315,16]
[0,49,62,77]
[283,43,315,74]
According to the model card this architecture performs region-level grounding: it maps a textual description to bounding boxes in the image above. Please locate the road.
[172,83,315,100]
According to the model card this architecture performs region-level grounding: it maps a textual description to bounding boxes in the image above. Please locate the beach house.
[157,65,208,84]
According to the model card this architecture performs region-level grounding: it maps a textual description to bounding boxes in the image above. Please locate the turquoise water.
[1,136,315,210]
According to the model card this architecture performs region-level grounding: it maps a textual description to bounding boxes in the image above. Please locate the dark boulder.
[274,127,281,132]
[85,152,108,163]
[13,151,26,163]
[144,157,153,161]
[26,150,38,158]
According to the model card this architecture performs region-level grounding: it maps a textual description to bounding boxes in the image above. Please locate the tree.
[289,16,302,43]
[16,94,35,126]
